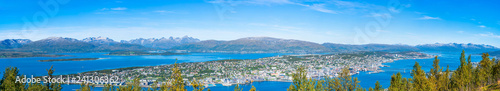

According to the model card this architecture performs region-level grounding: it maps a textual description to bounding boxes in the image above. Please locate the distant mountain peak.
[82,36,116,44]
[40,37,79,42]
[416,43,499,52]
[171,37,328,53]
[0,39,32,49]
[122,36,200,49]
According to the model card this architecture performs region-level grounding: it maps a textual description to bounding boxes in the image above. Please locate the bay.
[0,51,491,91]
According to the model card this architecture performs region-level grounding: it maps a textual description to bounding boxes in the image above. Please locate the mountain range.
[120,36,200,49]
[415,43,500,52]
[170,37,328,53]
[0,39,31,49]
[0,36,498,53]
[12,37,152,53]
[321,43,420,52]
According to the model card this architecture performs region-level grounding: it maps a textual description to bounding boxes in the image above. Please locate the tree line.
[1,50,499,91]
[286,50,500,91]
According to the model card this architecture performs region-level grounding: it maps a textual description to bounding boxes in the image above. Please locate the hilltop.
[416,43,500,52]
[121,36,200,49]
[170,37,329,53]
[12,37,152,53]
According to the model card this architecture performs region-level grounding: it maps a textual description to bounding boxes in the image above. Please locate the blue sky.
[0,0,499,46]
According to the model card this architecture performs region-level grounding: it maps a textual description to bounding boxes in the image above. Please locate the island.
[0,51,63,58]
[38,58,100,62]
[107,51,188,56]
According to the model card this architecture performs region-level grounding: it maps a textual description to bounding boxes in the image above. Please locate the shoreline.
[56,52,435,87]
[38,58,102,62]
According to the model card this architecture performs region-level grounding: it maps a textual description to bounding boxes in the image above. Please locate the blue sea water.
[0,53,293,77]
[0,51,492,91]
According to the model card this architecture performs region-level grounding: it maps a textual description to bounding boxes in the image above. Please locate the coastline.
[38,58,102,62]
[57,51,434,87]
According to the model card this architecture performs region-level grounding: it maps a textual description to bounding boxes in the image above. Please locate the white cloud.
[111,7,127,10]
[99,8,109,11]
[479,25,486,28]
[388,7,399,13]
[419,16,441,20]
[206,0,386,14]
[298,4,336,14]
[478,32,500,38]
[367,13,392,18]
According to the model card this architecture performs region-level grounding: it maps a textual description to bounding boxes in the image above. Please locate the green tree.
[450,50,468,90]
[374,81,382,91]
[287,66,308,91]
[46,66,62,91]
[389,73,406,91]
[169,61,187,91]
[492,58,500,84]
[478,53,493,86]
[411,62,433,91]
[190,79,204,91]
[103,83,115,91]
[117,78,141,91]
[76,83,94,91]
[0,67,25,91]
[234,84,242,91]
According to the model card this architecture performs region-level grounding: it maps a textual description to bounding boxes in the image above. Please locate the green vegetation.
[389,50,500,91]
[287,65,365,91]
[0,66,62,91]
[38,58,100,62]
[284,50,500,91]
[108,51,188,56]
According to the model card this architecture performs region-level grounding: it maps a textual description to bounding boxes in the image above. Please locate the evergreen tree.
[478,53,493,86]
[170,60,187,91]
[411,62,433,91]
[234,84,242,91]
[287,66,308,91]
[103,83,115,91]
[0,67,25,91]
[492,58,500,84]
[374,81,382,91]
[388,73,400,91]
[450,50,467,90]
[46,66,62,91]
[190,79,204,91]
[76,83,95,91]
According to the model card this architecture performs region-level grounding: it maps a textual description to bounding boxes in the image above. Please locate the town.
[67,51,433,87]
